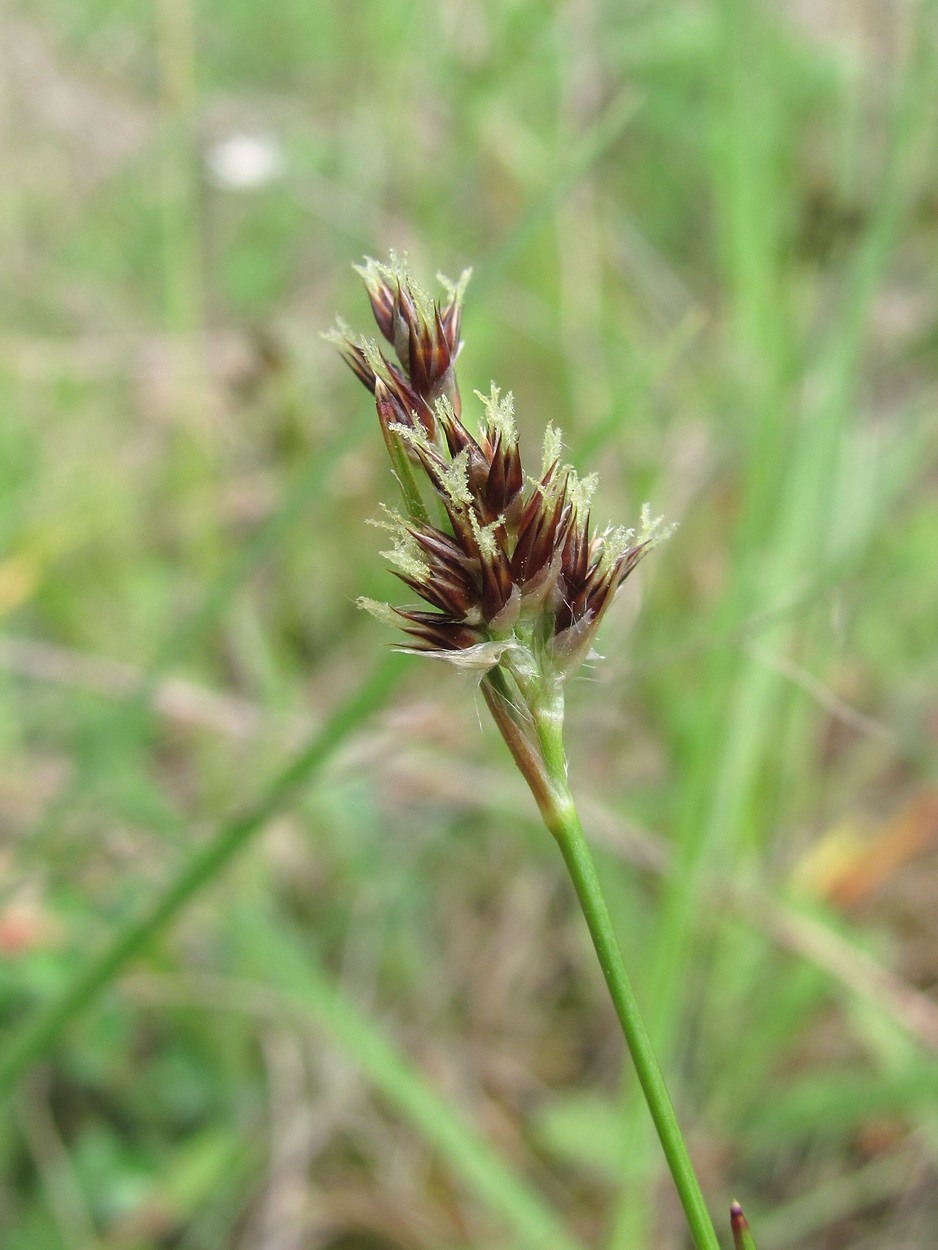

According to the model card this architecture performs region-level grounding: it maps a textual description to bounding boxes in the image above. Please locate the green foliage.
[2,1,938,1248]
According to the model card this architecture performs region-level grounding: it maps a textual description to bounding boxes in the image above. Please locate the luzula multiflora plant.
[330,255,752,1250]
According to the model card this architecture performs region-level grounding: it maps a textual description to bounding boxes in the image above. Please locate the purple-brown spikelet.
[329,253,669,695]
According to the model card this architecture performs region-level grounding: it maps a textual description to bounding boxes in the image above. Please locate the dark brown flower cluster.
[330,254,665,687]
[331,253,468,436]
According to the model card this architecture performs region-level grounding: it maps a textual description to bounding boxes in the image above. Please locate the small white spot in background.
[206,133,286,190]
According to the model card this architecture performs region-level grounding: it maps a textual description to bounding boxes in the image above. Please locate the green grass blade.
[476,88,640,292]
[237,910,587,1250]
[24,430,362,850]
[0,652,404,1095]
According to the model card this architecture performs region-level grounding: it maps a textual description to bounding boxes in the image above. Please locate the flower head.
[326,251,471,442]
[335,254,667,678]
[332,254,669,809]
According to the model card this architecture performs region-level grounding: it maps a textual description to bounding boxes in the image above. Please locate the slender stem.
[553,797,720,1249]
[534,710,721,1250]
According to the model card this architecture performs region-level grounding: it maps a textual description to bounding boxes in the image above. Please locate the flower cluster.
[330,253,666,696]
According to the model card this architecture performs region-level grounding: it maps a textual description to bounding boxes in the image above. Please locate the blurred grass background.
[1,1,937,1247]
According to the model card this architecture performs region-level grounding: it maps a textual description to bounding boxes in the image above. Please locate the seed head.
[332,253,670,807]
[333,254,667,684]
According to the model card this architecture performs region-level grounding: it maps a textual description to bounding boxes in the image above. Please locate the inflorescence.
[328,253,668,696]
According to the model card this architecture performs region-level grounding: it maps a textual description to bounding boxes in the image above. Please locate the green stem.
[535,704,721,1250]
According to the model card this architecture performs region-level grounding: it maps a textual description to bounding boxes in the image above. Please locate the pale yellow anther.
[541,424,563,476]
[475,384,517,446]
[438,449,473,507]
[358,336,389,381]
[356,597,401,627]
[599,526,634,572]
[320,316,353,347]
[380,526,430,582]
[568,471,598,515]
[638,502,677,547]
[355,251,437,326]
[469,511,505,560]
[391,420,433,458]
[437,267,472,307]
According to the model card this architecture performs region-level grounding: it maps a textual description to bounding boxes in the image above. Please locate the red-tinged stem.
[731,1200,757,1250]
